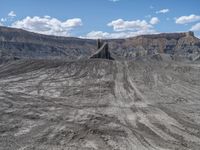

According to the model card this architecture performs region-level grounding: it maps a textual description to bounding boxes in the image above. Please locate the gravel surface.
[0,59,200,150]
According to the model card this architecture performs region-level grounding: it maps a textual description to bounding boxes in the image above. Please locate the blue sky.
[0,0,200,38]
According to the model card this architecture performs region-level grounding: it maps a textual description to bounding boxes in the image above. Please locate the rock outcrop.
[108,31,200,60]
[90,39,114,60]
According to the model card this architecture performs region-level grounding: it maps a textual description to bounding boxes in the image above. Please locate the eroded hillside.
[0,59,200,150]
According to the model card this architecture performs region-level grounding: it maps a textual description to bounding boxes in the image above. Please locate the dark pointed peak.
[90,40,114,60]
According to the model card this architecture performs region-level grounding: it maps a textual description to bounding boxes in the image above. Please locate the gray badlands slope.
[0,27,200,150]
[0,59,200,150]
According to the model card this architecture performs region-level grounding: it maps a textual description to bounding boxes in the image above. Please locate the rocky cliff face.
[0,26,96,62]
[0,26,200,62]
[107,31,200,60]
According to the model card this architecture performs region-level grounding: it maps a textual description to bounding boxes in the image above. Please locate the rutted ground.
[0,59,200,150]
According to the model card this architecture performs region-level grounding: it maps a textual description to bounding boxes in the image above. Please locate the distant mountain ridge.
[0,26,200,62]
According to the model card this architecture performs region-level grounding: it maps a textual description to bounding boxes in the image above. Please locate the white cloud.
[0,22,3,26]
[150,17,159,25]
[175,14,200,24]
[95,18,158,39]
[1,18,7,22]
[156,9,169,14]
[0,11,16,23]
[107,19,152,32]
[44,15,51,19]
[86,31,110,39]
[190,22,200,31]
[109,0,120,2]
[85,29,157,39]
[8,11,16,17]
[11,16,82,36]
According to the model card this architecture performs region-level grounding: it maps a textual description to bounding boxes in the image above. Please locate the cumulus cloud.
[8,11,16,17]
[86,18,158,39]
[0,11,16,23]
[85,29,157,39]
[190,22,200,31]
[0,22,3,26]
[1,18,7,22]
[150,17,159,25]
[156,9,169,14]
[86,31,110,39]
[107,19,152,32]
[175,14,200,24]
[11,16,82,36]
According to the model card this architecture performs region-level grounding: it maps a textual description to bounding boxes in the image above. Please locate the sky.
[0,0,200,39]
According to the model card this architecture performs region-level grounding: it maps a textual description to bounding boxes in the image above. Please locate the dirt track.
[0,59,200,150]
